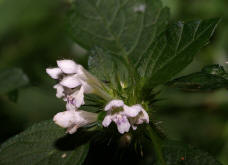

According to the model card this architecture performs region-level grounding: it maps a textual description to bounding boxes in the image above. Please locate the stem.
[146,125,166,165]
[83,68,113,101]
[123,55,136,84]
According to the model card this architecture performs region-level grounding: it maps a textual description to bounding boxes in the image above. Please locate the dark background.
[0,0,228,164]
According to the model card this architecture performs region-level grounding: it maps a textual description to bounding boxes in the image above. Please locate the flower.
[102,100,149,134]
[128,104,149,130]
[104,100,124,111]
[46,68,62,79]
[47,60,150,135]
[47,59,112,111]
[60,74,82,89]
[46,59,95,110]
[53,84,65,98]
[66,86,85,111]
[57,60,82,74]
[53,110,97,134]
[102,100,131,134]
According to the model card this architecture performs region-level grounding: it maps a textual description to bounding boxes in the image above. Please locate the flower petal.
[136,109,149,124]
[141,109,150,123]
[53,84,65,98]
[102,115,112,127]
[67,125,79,134]
[60,75,82,88]
[53,111,76,128]
[66,102,76,111]
[123,105,141,117]
[104,100,124,111]
[71,86,85,108]
[116,117,131,134]
[57,59,79,74]
[46,68,62,79]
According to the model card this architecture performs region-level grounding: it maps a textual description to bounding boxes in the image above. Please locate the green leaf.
[138,18,220,86]
[68,0,169,61]
[0,121,90,165]
[161,140,222,165]
[201,64,228,78]
[0,68,29,94]
[167,64,228,92]
[88,48,130,89]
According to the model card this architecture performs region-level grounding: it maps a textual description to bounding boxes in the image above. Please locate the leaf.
[0,121,90,165]
[167,64,228,92]
[69,0,220,88]
[68,0,169,61]
[0,68,29,94]
[201,64,228,77]
[161,140,222,165]
[138,18,220,86]
[88,48,130,89]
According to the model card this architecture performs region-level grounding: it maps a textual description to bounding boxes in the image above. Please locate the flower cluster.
[46,60,99,134]
[46,60,94,110]
[102,100,149,134]
[47,59,149,134]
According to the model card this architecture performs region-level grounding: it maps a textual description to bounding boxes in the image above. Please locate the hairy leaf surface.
[168,65,228,91]
[0,121,89,165]
[68,0,169,63]
[139,18,220,86]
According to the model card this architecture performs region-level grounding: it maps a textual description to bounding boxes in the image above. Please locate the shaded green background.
[0,0,228,164]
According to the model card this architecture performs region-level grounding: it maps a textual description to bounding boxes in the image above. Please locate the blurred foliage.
[0,0,228,164]
[0,0,87,143]
[160,0,228,164]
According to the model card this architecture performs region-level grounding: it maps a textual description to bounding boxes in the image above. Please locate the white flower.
[135,107,149,124]
[46,59,83,78]
[53,84,65,98]
[53,110,97,134]
[46,59,96,110]
[102,100,131,134]
[60,74,82,89]
[128,105,149,130]
[104,100,124,111]
[102,100,149,134]
[46,68,62,79]
[102,100,141,134]
[57,59,82,74]
[103,113,131,134]
[46,59,86,80]
[66,86,85,110]
[123,105,142,117]
[113,115,131,134]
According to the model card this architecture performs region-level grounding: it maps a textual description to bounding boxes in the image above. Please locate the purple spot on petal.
[70,98,75,105]
[67,96,76,106]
